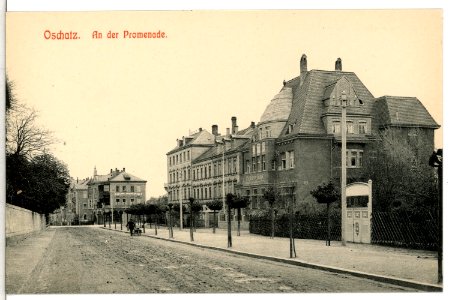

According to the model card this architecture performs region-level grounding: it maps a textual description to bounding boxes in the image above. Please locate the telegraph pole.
[341,91,347,246]
[429,149,442,283]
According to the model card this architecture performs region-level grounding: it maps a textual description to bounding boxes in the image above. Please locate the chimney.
[251,121,255,128]
[335,58,342,71]
[110,169,113,174]
[122,168,125,172]
[199,127,202,132]
[94,166,97,176]
[212,124,218,135]
[231,116,238,134]
[226,128,230,137]
[300,54,307,86]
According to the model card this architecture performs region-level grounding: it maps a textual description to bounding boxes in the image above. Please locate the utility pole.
[429,149,443,283]
[341,90,347,246]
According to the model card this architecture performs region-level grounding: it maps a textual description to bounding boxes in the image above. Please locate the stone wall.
[5,203,46,238]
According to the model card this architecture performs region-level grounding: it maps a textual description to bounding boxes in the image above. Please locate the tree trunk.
[237,208,241,236]
[271,206,275,239]
[190,212,194,242]
[227,205,232,247]
[289,200,296,258]
[327,202,331,246]
[213,210,216,234]
[155,215,158,235]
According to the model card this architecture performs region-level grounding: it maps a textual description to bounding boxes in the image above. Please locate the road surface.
[6,227,419,293]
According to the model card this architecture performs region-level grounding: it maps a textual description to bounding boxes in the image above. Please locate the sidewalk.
[103,224,441,291]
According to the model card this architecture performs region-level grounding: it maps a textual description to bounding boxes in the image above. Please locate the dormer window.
[287,124,294,134]
[332,121,341,134]
[265,126,271,138]
[358,121,367,134]
[346,121,354,134]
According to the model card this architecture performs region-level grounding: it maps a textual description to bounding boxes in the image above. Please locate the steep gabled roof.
[281,70,375,136]
[374,96,440,129]
[109,172,146,182]
[167,129,215,154]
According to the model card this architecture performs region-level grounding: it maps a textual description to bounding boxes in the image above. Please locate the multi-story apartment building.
[87,167,147,224]
[166,54,439,228]
[66,178,90,224]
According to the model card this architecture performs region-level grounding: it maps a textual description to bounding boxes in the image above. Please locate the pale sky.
[6,9,443,198]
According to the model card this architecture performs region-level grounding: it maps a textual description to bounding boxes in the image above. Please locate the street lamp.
[429,149,443,283]
[341,90,347,246]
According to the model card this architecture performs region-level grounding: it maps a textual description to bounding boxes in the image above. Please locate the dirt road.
[6,227,418,293]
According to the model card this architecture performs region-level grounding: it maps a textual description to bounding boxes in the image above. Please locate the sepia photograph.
[2,1,445,297]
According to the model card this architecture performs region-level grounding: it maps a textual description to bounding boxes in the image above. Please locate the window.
[246,160,250,173]
[252,144,257,156]
[347,121,354,134]
[332,121,341,134]
[252,189,258,209]
[280,152,287,169]
[233,158,237,173]
[123,199,126,203]
[130,186,135,192]
[131,199,134,203]
[346,150,363,168]
[358,121,367,134]
[261,141,266,154]
[262,155,266,171]
[116,186,119,192]
[83,203,87,208]
[271,160,276,171]
[209,165,212,177]
[122,186,126,192]
[287,124,294,134]
[116,199,120,203]
[265,126,271,138]
[256,156,260,172]
[288,150,295,168]
[252,157,256,172]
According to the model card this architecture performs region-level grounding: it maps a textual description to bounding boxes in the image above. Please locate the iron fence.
[249,209,438,250]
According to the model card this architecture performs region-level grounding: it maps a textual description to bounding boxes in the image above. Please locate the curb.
[101,227,442,292]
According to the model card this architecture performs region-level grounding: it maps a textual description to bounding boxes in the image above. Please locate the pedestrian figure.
[126,219,136,236]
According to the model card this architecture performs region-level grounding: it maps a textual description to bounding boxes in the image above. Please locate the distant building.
[86,167,147,224]
[166,54,439,228]
[66,178,90,224]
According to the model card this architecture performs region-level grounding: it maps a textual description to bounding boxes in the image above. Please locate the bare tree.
[6,104,55,159]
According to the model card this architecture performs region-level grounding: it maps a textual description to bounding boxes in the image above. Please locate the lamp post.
[222,138,226,216]
[429,149,443,283]
[180,191,184,230]
[341,90,347,246]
